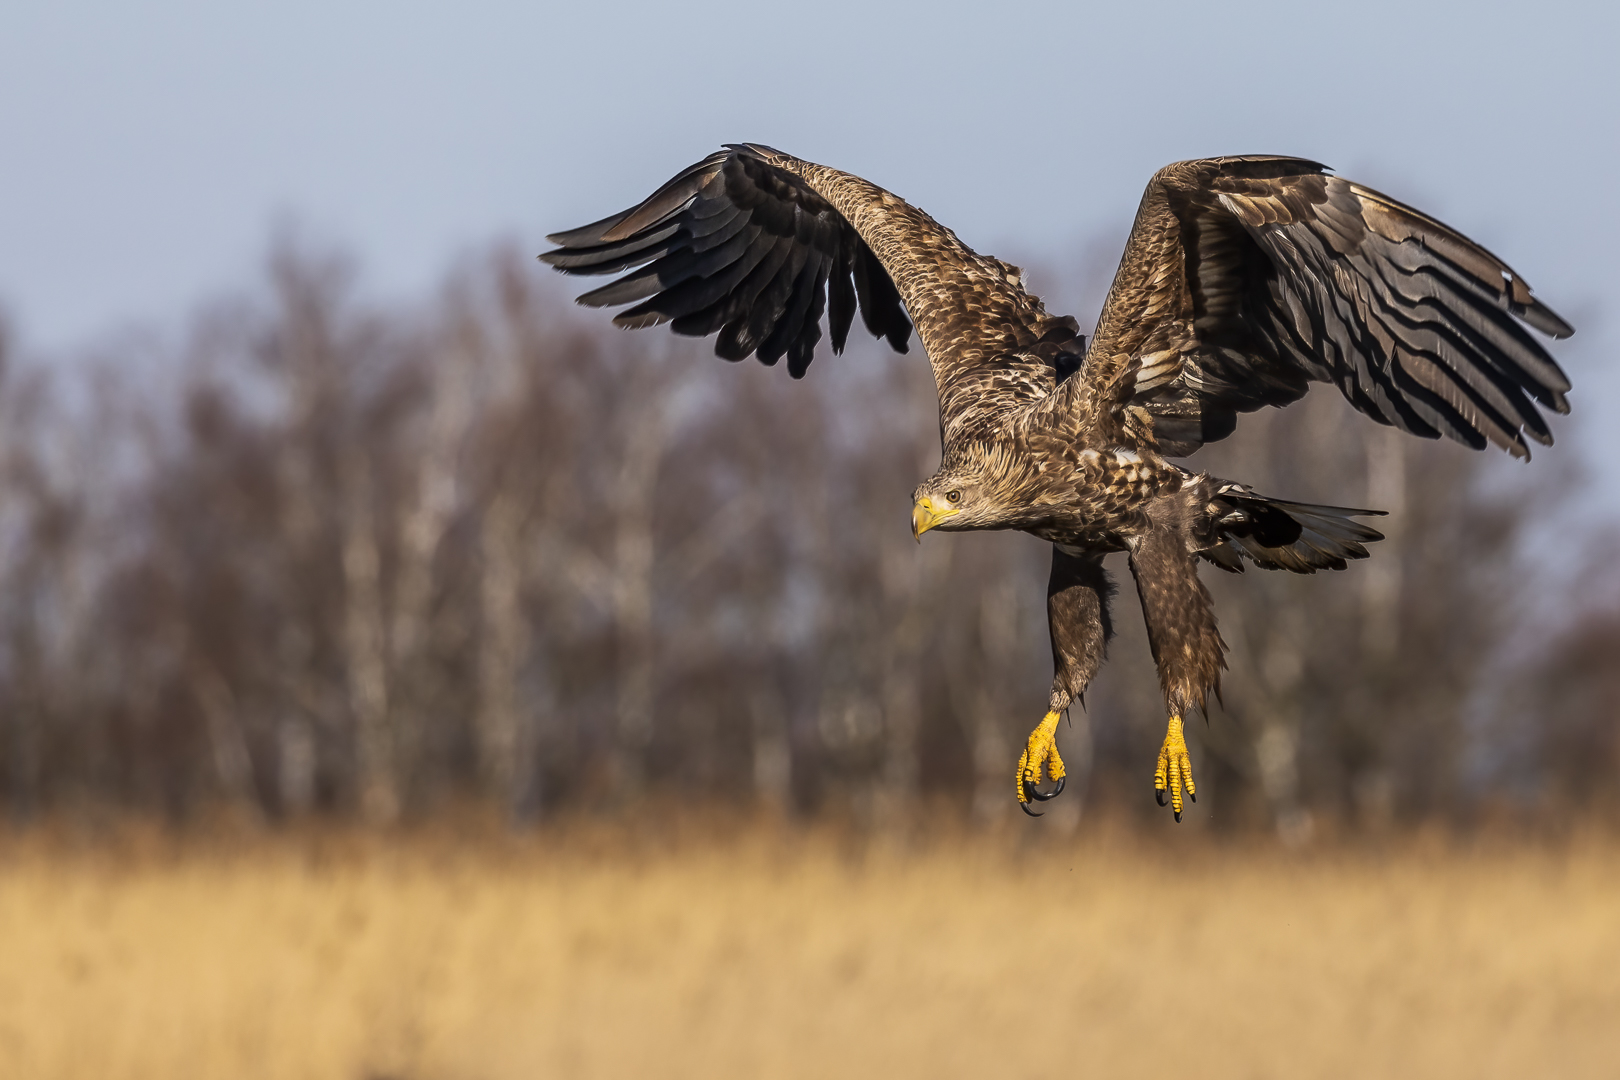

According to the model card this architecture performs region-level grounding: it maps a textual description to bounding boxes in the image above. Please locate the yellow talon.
[1154,714,1196,821]
[1016,710,1066,804]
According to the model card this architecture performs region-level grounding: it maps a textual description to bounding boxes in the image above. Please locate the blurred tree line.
[0,243,1612,835]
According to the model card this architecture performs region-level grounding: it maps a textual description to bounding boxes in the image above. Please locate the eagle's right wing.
[543,145,1081,439]
[1060,156,1572,458]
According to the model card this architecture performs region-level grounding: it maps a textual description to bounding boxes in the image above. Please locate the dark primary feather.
[541,147,912,379]
[1081,156,1574,458]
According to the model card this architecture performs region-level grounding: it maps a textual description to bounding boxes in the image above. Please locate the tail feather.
[1201,484,1386,574]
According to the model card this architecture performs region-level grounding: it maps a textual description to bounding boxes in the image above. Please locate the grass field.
[1,817,1617,1079]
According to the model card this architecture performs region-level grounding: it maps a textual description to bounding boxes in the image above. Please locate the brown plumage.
[542,145,1573,819]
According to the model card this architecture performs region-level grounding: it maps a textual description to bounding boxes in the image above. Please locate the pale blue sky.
[2,0,1614,503]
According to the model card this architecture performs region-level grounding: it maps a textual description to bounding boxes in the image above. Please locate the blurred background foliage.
[0,241,1612,838]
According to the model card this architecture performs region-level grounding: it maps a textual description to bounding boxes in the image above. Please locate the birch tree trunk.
[967,577,1018,825]
[477,488,537,820]
[873,535,944,827]
[1354,422,1408,828]
[340,449,397,824]
[607,399,673,800]
[387,340,474,791]
[190,659,262,820]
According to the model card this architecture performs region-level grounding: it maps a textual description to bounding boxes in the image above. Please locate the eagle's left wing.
[543,145,1082,439]
[1059,156,1572,458]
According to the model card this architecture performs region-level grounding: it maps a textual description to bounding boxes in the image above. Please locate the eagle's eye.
[946,490,962,504]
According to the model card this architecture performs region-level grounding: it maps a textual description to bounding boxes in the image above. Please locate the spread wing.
[542,145,1081,437]
[1072,156,1573,458]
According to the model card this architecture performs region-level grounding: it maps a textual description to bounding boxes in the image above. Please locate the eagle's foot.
[1154,714,1196,821]
[1016,710,1067,816]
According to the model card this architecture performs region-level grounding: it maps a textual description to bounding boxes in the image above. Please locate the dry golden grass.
[1,816,1617,1080]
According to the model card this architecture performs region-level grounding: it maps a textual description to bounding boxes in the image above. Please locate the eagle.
[542,145,1573,819]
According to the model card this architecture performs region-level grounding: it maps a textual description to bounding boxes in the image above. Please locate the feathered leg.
[1017,547,1113,813]
[1129,514,1226,822]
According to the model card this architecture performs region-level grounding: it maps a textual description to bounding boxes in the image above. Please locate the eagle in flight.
[542,145,1573,819]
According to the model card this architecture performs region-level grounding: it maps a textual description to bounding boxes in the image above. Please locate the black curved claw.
[1019,798,1043,818]
[1173,809,1183,823]
[1026,775,1066,802]
[1156,789,1167,807]
[1190,792,1196,803]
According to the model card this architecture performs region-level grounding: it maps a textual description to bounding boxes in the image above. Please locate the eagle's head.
[910,467,1001,540]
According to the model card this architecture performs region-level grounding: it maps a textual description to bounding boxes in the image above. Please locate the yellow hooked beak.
[911,496,959,541]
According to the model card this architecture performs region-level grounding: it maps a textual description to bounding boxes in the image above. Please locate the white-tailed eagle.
[543,146,1572,818]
